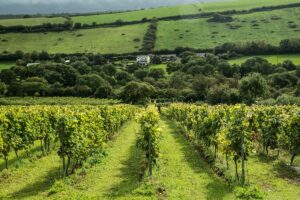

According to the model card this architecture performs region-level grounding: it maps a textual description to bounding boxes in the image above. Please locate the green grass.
[0,142,61,199]
[228,54,300,65]
[0,121,146,199]
[47,120,149,199]
[151,119,234,199]
[156,7,300,50]
[149,64,167,72]
[0,23,147,54]
[0,61,14,70]
[246,155,300,200]
[0,117,299,199]
[72,4,200,25]
[169,119,300,199]
[72,0,300,25]
[195,0,300,13]
[0,97,120,105]
[0,17,66,27]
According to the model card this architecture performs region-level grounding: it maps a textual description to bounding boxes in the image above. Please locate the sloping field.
[0,17,66,27]
[229,54,300,65]
[0,23,147,54]
[156,7,300,50]
[72,0,300,25]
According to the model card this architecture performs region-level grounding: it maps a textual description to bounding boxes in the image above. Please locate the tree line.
[0,48,300,104]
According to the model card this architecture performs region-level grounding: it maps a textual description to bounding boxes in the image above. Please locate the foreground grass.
[0,121,146,199]
[228,54,300,65]
[247,155,300,199]
[152,119,234,199]
[0,144,61,199]
[0,17,66,27]
[0,23,147,54]
[156,7,300,50]
[48,120,150,199]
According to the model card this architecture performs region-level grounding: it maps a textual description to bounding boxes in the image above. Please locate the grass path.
[153,119,234,199]
[50,120,148,199]
[0,149,61,200]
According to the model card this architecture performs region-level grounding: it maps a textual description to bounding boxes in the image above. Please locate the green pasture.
[0,61,14,70]
[149,64,167,71]
[156,7,300,50]
[0,17,66,27]
[72,4,201,25]
[229,54,300,65]
[72,0,300,25]
[196,0,300,13]
[0,23,147,54]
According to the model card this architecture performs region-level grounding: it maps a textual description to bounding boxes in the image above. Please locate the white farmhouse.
[196,53,206,57]
[26,63,40,67]
[136,55,151,65]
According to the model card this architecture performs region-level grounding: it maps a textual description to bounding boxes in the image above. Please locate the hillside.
[0,23,147,54]
[156,7,300,51]
[0,0,300,54]
[71,0,300,25]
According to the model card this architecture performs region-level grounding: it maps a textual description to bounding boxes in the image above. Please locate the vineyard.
[0,105,137,175]
[0,103,299,199]
[164,104,299,172]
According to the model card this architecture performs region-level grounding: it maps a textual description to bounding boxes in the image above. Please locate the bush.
[239,73,268,104]
[234,186,264,200]
[148,68,165,79]
[208,13,233,23]
[0,82,7,95]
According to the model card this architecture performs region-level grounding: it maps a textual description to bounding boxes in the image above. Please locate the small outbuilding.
[136,55,151,65]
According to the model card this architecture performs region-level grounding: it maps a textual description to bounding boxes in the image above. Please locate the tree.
[39,51,50,60]
[102,64,117,76]
[126,64,140,74]
[217,61,233,77]
[0,82,7,96]
[53,64,79,86]
[151,55,162,64]
[94,82,113,98]
[208,13,233,22]
[240,57,273,76]
[119,81,155,104]
[279,39,300,53]
[74,85,93,97]
[77,74,108,93]
[71,61,91,74]
[192,75,215,101]
[21,77,49,96]
[282,60,296,71]
[207,84,232,104]
[74,22,82,29]
[239,73,268,104]
[94,54,106,65]
[167,62,182,73]
[134,69,149,80]
[0,69,17,84]
[295,81,300,96]
[15,50,24,59]
[116,71,133,85]
[148,68,165,79]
